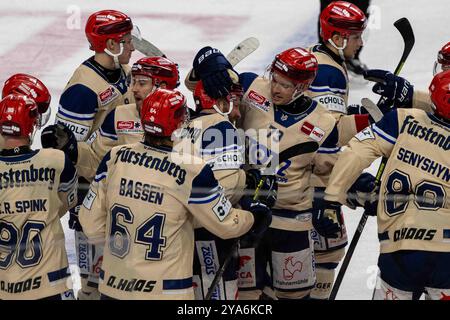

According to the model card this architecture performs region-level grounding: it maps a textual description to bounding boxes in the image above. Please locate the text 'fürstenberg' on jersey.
[0,165,56,190]
[400,115,450,151]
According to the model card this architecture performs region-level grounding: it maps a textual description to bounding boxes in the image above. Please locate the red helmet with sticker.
[85,10,133,52]
[0,94,39,138]
[320,1,367,42]
[429,70,450,120]
[2,73,51,114]
[132,56,180,89]
[193,80,243,114]
[270,47,318,90]
[141,88,187,137]
[433,42,450,75]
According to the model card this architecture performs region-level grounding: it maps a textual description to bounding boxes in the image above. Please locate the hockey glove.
[347,172,379,216]
[68,177,90,232]
[245,168,278,208]
[347,104,369,115]
[364,69,414,108]
[41,123,78,164]
[312,200,343,239]
[240,198,272,243]
[193,46,238,99]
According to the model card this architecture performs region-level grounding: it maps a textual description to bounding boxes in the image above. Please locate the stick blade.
[226,37,260,67]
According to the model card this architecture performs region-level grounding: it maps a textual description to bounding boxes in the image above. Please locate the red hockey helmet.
[320,1,367,42]
[2,73,51,114]
[132,56,180,89]
[433,42,450,75]
[0,94,39,138]
[141,89,187,137]
[429,70,450,120]
[193,80,243,115]
[270,47,318,90]
[85,10,133,52]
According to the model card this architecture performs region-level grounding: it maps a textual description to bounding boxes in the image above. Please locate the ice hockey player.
[307,1,377,299]
[1,73,52,148]
[50,9,134,300]
[364,41,450,113]
[78,88,273,300]
[178,78,277,300]
[0,94,78,300]
[44,56,180,182]
[320,70,450,300]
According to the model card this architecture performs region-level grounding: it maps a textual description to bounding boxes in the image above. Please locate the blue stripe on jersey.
[163,277,192,290]
[373,109,399,144]
[94,151,111,182]
[239,72,258,92]
[320,125,339,149]
[47,267,70,283]
[378,231,389,241]
[0,150,39,162]
[188,164,220,203]
[444,230,450,239]
[58,154,78,192]
[99,109,117,138]
[310,64,347,93]
[317,146,340,154]
[201,121,242,155]
[57,84,98,120]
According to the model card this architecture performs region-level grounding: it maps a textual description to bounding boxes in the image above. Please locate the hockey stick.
[132,35,260,68]
[329,17,415,301]
[205,141,319,300]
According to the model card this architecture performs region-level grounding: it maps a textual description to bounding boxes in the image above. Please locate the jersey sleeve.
[312,125,341,187]
[79,151,111,244]
[324,109,400,204]
[335,113,370,146]
[76,110,118,181]
[56,84,98,141]
[308,64,347,114]
[412,89,433,112]
[201,121,246,204]
[186,164,253,239]
[57,154,78,216]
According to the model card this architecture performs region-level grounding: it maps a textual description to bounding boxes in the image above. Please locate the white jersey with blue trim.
[76,103,142,181]
[55,57,133,142]
[325,108,450,253]
[79,142,253,300]
[0,148,77,299]
[239,72,337,231]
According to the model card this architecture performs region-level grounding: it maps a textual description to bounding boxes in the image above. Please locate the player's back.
[0,148,77,299]
[377,108,450,253]
[92,141,241,299]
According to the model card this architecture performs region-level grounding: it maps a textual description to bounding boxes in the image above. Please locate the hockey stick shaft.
[329,17,415,300]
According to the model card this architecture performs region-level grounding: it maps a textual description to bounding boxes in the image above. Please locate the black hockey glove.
[245,168,278,208]
[347,104,369,115]
[41,123,78,164]
[364,69,414,108]
[240,197,272,243]
[312,200,343,239]
[193,46,238,99]
[347,172,379,216]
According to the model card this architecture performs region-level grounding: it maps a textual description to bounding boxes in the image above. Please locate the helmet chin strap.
[104,42,124,69]
[328,38,347,60]
[212,100,233,118]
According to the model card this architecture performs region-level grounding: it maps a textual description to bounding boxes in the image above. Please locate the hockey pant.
[373,251,450,300]
[238,227,316,300]
[193,227,239,300]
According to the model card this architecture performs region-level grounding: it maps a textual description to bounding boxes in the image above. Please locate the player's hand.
[312,200,343,239]
[364,69,414,108]
[347,172,379,216]
[41,124,78,164]
[245,169,278,208]
[240,198,272,243]
[193,46,238,99]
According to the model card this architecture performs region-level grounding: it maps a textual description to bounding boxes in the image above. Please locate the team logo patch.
[99,87,119,106]
[212,193,232,222]
[82,188,97,210]
[247,90,270,112]
[300,121,325,142]
[355,126,375,141]
[117,120,143,133]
